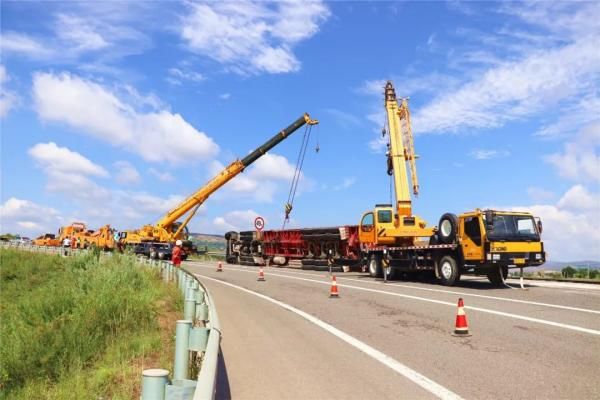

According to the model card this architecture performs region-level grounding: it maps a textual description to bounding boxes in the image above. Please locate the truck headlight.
[535,253,542,260]
[492,254,501,260]
[486,253,492,261]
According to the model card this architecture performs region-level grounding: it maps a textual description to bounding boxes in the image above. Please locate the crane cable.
[283,123,313,228]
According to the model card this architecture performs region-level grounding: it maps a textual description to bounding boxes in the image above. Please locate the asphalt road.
[184,261,600,400]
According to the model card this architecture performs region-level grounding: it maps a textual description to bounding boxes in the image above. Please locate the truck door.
[460,216,484,261]
[359,212,376,245]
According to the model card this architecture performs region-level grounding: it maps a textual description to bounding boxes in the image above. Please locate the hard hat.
[175,240,182,246]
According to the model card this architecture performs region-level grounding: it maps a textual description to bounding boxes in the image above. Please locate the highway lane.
[185,261,600,399]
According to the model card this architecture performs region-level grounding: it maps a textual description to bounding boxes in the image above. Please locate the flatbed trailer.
[225,225,362,270]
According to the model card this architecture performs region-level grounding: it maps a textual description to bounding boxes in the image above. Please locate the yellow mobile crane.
[358,81,545,286]
[120,114,319,249]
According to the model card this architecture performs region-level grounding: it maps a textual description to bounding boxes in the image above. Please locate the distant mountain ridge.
[541,260,600,271]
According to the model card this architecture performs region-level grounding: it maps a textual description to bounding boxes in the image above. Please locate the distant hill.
[542,260,600,271]
[189,233,226,244]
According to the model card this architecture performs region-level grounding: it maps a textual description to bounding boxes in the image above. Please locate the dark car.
[130,242,186,261]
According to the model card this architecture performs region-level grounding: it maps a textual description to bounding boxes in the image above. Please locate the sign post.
[254,216,264,241]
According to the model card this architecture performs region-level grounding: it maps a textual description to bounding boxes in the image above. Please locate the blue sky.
[1,1,598,261]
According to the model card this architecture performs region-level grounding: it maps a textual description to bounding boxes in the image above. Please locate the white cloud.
[324,109,361,128]
[545,121,600,183]
[219,93,231,100]
[0,197,63,237]
[469,149,510,160]
[208,152,305,203]
[32,72,219,164]
[28,142,110,202]
[28,142,108,177]
[1,4,152,64]
[527,187,555,203]
[358,3,600,140]
[557,185,599,210]
[121,192,184,215]
[180,1,329,74]
[511,189,600,261]
[212,209,260,232]
[333,177,356,191]
[0,32,53,58]
[44,171,111,202]
[55,13,110,52]
[114,161,141,185]
[166,67,205,86]
[0,65,18,118]
[413,36,600,134]
[535,95,600,139]
[148,168,174,182]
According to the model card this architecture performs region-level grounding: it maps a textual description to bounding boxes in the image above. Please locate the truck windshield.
[485,214,540,241]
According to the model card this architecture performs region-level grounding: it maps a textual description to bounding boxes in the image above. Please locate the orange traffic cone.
[329,275,339,298]
[216,262,223,272]
[257,267,265,281]
[452,298,471,336]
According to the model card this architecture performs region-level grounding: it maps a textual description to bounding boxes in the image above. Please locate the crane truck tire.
[438,213,458,244]
[487,265,508,286]
[438,255,460,286]
[368,253,383,278]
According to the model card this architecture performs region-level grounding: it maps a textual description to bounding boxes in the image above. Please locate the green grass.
[0,249,181,399]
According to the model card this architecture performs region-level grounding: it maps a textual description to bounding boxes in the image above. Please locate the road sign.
[254,216,265,231]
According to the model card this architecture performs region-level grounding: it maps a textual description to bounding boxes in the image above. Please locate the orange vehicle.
[77,225,118,251]
[33,233,61,246]
[58,222,87,243]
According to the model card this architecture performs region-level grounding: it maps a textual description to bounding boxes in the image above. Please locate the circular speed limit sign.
[254,216,265,231]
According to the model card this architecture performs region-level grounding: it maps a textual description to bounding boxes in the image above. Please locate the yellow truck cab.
[435,209,545,285]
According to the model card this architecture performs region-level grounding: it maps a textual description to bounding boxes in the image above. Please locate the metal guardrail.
[0,243,221,400]
[0,242,92,256]
[138,257,221,400]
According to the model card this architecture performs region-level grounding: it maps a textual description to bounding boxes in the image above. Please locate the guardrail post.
[162,262,169,283]
[141,368,169,400]
[173,320,192,381]
[181,274,189,296]
[184,289,197,322]
[195,287,205,320]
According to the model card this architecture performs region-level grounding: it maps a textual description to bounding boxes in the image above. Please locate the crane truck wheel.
[438,213,458,244]
[368,253,383,278]
[487,265,508,286]
[438,255,460,286]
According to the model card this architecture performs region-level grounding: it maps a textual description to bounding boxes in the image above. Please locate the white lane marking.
[188,263,600,336]
[198,274,464,400]
[186,261,600,315]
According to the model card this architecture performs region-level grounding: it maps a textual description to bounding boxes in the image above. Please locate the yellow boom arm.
[125,113,318,244]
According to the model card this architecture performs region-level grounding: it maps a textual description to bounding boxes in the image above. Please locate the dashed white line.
[187,262,600,336]
[197,273,464,400]
[187,261,600,315]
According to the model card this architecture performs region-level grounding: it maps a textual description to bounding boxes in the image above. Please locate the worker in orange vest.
[71,236,76,249]
[172,240,184,268]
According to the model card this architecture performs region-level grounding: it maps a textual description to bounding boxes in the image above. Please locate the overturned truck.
[225,226,362,271]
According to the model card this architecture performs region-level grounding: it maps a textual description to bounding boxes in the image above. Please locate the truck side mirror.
[484,210,494,229]
[536,218,543,234]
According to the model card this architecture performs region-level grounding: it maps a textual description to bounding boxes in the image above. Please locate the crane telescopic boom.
[122,113,318,246]
[384,81,419,217]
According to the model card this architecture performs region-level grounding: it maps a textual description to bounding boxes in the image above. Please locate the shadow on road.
[215,350,231,400]
[350,272,521,290]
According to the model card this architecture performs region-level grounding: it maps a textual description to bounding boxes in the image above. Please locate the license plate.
[513,258,526,265]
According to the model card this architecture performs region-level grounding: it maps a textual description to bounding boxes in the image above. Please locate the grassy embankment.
[0,249,181,399]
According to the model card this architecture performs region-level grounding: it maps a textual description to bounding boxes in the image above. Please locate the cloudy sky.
[1,1,598,261]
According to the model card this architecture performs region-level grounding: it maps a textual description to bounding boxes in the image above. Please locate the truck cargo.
[225,225,361,270]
